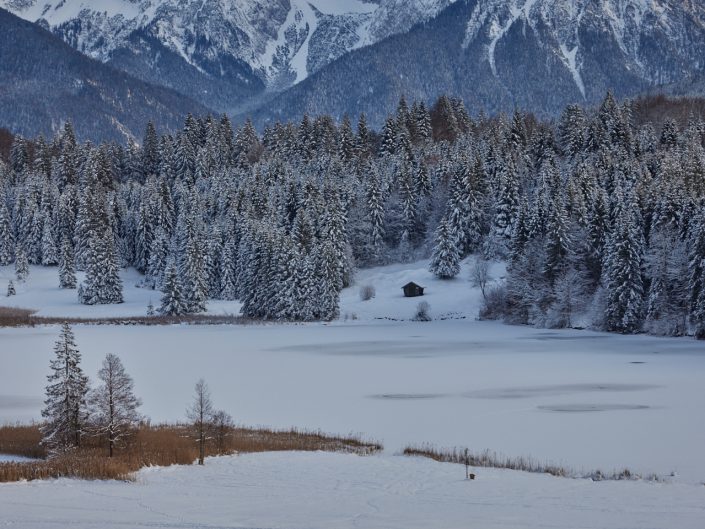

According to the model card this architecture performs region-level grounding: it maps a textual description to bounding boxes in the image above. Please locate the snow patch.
[559,43,585,98]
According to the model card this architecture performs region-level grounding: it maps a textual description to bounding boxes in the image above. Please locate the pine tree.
[41,323,90,454]
[80,228,123,305]
[688,209,705,338]
[0,200,14,265]
[179,211,208,313]
[604,200,644,334]
[89,353,142,457]
[15,248,29,282]
[159,263,186,316]
[59,236,77,289]
[6,279,15,297]
[41,210,59,265]
[429,219,461,279]
[544,198,572,283]
[316,240,342,321]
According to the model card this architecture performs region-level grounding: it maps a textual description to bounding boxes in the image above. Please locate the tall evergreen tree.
[159,263,187,316]
[59,236,77,289]
[41,323,90,453]
[604,199,644,333]
[429,219,461,279]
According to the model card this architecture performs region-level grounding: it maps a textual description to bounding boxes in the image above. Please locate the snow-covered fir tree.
[59,236,76,289]
[41,323,90,453]
[15,248,29,282]
[159,263,186,316]
[429,219,460,279]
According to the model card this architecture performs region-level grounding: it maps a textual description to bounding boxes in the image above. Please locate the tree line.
[0,92,704,337]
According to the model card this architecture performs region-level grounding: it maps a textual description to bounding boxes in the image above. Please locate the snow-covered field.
[2,451,704,529]
[0,265,242,317]
[1,259,704,527]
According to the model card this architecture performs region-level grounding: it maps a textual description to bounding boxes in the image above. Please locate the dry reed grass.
[403,444,661,482]
[0,423,381,482]
[0,306,254,327]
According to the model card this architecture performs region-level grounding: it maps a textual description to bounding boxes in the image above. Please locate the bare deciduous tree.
[471,257,492,301]
[211,410,234,455]
[89,353,142,457]
[187,379,214,465]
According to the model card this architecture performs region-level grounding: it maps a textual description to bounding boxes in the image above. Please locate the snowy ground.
[0,265,242,318]
[0,454,37,463]
[1,258,704,526]
[1,452,704,529]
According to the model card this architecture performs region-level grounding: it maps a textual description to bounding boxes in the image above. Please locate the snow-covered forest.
[1,93,704,337]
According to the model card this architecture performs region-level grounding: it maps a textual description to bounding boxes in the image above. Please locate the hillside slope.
[0,7,211,141]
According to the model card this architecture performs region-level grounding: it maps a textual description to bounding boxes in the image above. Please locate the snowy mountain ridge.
[0,0,455,90]
[462,0,705,98]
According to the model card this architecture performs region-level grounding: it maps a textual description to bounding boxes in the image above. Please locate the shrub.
[414,301,431,321]
[359,284,376,301]
[479,283,507,320]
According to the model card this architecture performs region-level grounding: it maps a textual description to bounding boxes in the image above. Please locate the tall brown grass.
[0,307,253,328]
[403,444,662,482]
[0,423,381,482]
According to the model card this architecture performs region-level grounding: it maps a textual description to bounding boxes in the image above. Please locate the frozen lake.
[2,319,704,483]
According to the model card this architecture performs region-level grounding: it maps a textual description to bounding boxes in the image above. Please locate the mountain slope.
[0,7,211,142]
[0,0,456,113]
[244,0,705,127]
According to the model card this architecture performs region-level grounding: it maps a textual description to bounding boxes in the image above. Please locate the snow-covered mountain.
[2,0,705,137]
[0,7,210,142]
[247,0,705,127]
[0,0,455,112]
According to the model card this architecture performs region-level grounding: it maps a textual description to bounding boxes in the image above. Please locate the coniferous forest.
[1,93,704,338]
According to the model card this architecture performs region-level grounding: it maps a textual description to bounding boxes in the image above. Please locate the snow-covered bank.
[1,452,703,529]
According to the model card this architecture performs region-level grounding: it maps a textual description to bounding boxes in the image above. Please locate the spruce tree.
[604,201,644,333]
[429,219,461,279]
[688,209,705,338]
[41,323,90,453]
[15,248,29,282]
[80,228,123,305]
[59,236,77,289]
[6,279,15,297]
[0,200,14,265]
[159,263,186,316]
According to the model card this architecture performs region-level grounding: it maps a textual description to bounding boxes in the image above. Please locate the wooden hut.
[402,282,425,297]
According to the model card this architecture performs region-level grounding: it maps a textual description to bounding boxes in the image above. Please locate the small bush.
[479,283,507,320]
[414,301,431,321]
[359,284,376,301]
